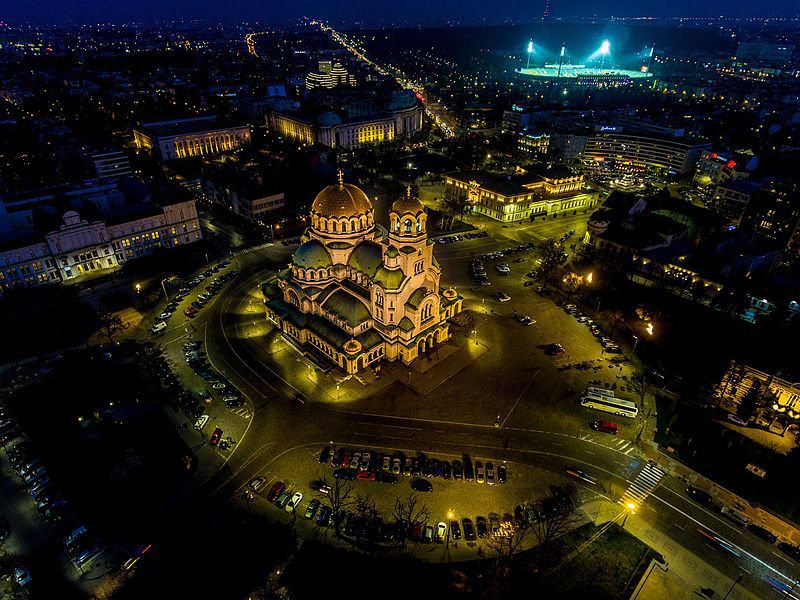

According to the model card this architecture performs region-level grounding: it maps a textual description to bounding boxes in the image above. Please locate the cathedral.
[262,174,463,374]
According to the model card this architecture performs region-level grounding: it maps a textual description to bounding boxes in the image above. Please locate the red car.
[184,308,197,318]
[356,471,376,482]
[267,481,285,502]
[209,427,223,446]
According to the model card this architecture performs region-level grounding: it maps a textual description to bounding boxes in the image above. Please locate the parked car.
[686,486,713,505]
[286,492,303,513]
[209,427,223,446]
[747,524,777,544]
[450,520,462,540]
[476,516,487,538]
[392,457,402,475]
[304,499,320,520]
[266,481,285,502]
[422,524,434,544]
[486,462,495,485]
[726,414,748,427]
[249,476,267,492]
[497,463,507,483]
[436,522,447,543]
[475,461,485,484]
[319,446,331,464]
[590,420,619,435]
[334,468,356,480]
[411,478,432,492]
[462,518,476,541]
[274,490,292,509]
[316,506,331,526]
[452,460,463,480]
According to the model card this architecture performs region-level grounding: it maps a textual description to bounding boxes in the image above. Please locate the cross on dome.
[337,168,344,188]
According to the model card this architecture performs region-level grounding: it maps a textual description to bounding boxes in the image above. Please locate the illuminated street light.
[586,272,593,284]
[646,322,654,336]
[526,40,534,69]
[622,501,637,528]
[135,283,141,294]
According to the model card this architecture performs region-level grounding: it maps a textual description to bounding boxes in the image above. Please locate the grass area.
[529,522,661,599]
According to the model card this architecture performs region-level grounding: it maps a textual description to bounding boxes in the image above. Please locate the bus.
[581,392,638,418]
[585,386,615,399]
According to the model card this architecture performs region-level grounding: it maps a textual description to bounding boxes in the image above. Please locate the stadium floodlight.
[527,40,534,69]
[560,46,566,57]
[599,39,610,69]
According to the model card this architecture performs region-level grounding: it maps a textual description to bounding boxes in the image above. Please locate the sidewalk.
[587,500,759,600]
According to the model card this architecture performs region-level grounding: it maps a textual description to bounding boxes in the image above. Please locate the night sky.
[4,0,799,25]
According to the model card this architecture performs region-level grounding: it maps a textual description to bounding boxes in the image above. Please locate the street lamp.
[632,335,639,354]
[586,272,593,284]
[646,322,654,336]
[336,384,341,400]
[135,283,141,294]
[160,277,170,302]
[446,510,454,549]
[622,502,637,528]
[471,329,477,345]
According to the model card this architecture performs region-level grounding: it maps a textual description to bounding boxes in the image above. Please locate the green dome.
[292,239,332,269]
[347,242,382,278]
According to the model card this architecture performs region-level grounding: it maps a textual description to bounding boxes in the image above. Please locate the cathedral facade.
[262,175,463,374]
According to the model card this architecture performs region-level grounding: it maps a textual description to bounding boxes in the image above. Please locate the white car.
[726,414,748,427]
[250,476,267,492]
[382,455,391,471]
[286,491,303,513]
[350,452,361,469]
[392,458,401,475]
[359,452,371,471]
[436,521,448,543]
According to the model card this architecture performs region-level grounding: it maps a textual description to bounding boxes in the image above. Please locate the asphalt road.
[151,233,800,599]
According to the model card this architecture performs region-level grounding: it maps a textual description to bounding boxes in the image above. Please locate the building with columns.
[133,116,251,161]
[262,176,462,374]
[0,179,201,293]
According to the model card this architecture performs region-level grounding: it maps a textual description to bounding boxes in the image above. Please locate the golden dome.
[391,185,425,216]
[311,173,373,219]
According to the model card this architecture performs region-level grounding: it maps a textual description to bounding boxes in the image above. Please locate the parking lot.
[238,442,594,561]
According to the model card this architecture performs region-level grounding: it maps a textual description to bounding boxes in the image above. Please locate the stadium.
[515,40,654,84]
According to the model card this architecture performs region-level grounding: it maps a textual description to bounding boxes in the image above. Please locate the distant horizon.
[3,0,799,27]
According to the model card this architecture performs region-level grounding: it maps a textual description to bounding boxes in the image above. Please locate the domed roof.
[311,173,373,219]
[292,239,332,269]
[391,186,425,216]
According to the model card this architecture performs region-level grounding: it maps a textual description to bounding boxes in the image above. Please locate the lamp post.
[135,283,141,295]
[632,334,639,354]
[622,502,637,529]
[722,573,743,600]
[336,384,341,400]
[160,277,170,302]
[471,329,477,345]
[446,510,454,549]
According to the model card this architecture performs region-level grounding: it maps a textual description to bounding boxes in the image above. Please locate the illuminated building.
[582,132,710,175]
[305,60,357,90]
[444,165,597,223]
[713,179,762,225]
[133,116,251,161]
[517,131,550,156]
[262,176,462,374]
[267,90,422,150]
[0,180,201,293]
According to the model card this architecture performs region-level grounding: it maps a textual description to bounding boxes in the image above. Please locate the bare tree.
[529,486,581,546]
[96,309,129,345]
[318,476,354,537]
[629,371,653,411]
[392,492,431,547]
[354,493,379,521]
[534,238,566,290]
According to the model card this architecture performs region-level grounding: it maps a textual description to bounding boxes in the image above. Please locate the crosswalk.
[579,434,637,456]
[619,462,665,507]
[228,407,252,420]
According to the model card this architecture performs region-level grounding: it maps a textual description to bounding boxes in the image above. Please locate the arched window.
[417,219,423,232]
[331,221,337,232]
[403,219,413,234]
[341,220,348,233]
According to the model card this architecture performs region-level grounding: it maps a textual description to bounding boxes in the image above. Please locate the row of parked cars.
[434,231,489,244]
[684,486,800,561]
[479,242,536,262]
[561,302,622,355]
[1,410,104,583]
[149,261,237,334]
[323,447,509,486]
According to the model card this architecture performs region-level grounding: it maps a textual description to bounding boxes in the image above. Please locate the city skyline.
[3,0,799,26]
